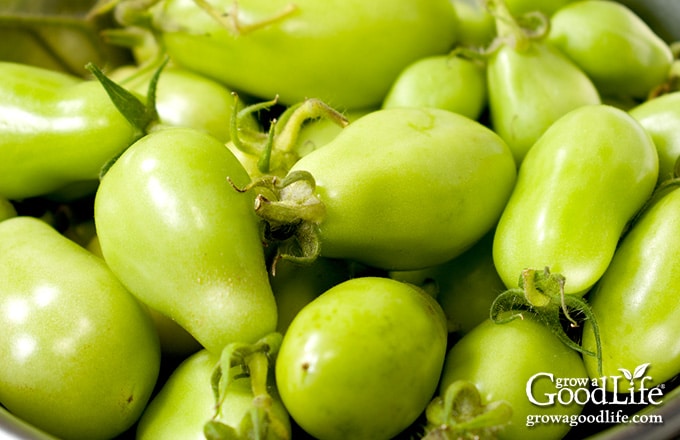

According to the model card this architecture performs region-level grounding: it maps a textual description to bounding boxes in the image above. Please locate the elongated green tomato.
[382,52,487,121]
[485,0,600,164]
[439,317,588,440]
[493,104,658,295]
[137,349,291,440]
[94,127,278,354]
[276,277,448,440]
[0,61,137,200]
[0,216,160,440]
[582,184,680,390]
[268,107,516,271]
[548,0,673,100]
[110,65,239,142]
[629,91,680,184]
[145,0,457,109]
[389,231,505,335]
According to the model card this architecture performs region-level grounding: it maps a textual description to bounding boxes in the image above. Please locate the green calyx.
[422,380,513,440]
[204,332,289,440]
[229,171,325,273]
[483,0,549,53]
[490,267,603,377]
[86,57,167,178]
[229,94,348,177]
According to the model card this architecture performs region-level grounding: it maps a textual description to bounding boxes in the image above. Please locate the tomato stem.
[490,267,604,377]
[423,380,512,439]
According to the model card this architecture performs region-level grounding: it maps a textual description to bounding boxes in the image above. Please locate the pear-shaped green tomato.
[288,107,517,271]
[275,277,448,440]
[94,127,277,354]
[629,91,680,184]
[582,185,680,390]
[149,0,457,109]
[487,41,601,164]
[137,349,291,440]
[382,53,487,121]
[0,216,160,440]
[548,0,673,100]
[440,317,588,440]
[493,105,658,295]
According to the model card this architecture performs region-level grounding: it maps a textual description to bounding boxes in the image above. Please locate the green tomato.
[286,107,517,271]
[148,0,458,109]
[548,0,673,100]
[582,184,680,390]
[439,317,588,440]
[0,61,137,200]
[270,258,356,335]
[0,216,160,440]
[0,196,17,222]
[137,349,291,440]
[493,104,659,295]
[275,276,448,440]
[390,231,505,335]
[450,0,496,48]
[629,91,680,184]
[487,39,600,164]
[382,53,487,121]
[449,0,577,49]
[110,65,239,143]
[94,126,278,354]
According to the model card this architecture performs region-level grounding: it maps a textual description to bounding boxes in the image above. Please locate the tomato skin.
[382,54,487,121]
[0,62,137,200]
[275,277,448,440]
[111,65,239,143]
[582,185,680,389]
[0,216,160,440]
[493,104,658,295]
[390,231,505,335]
[137,349,291,440]
[629,91,680,184]
[94,127,277,354]
[289,107,517,271]
[150,0,457,109]
[440,317,587,440]
[487,40,601,164]
[548,0,673,100]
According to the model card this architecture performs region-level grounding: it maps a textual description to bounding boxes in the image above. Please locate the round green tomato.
[382,53,487,120]
[582,185,680,389]
[440,317,588,440]
[493,104,658,295]
[548,0,673,99]
[289,107,517,271]
[150,0,458,109]
[275,277,448,440]
[0,217,160,440]
[137,349,291,440]
[629,91,680,184]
